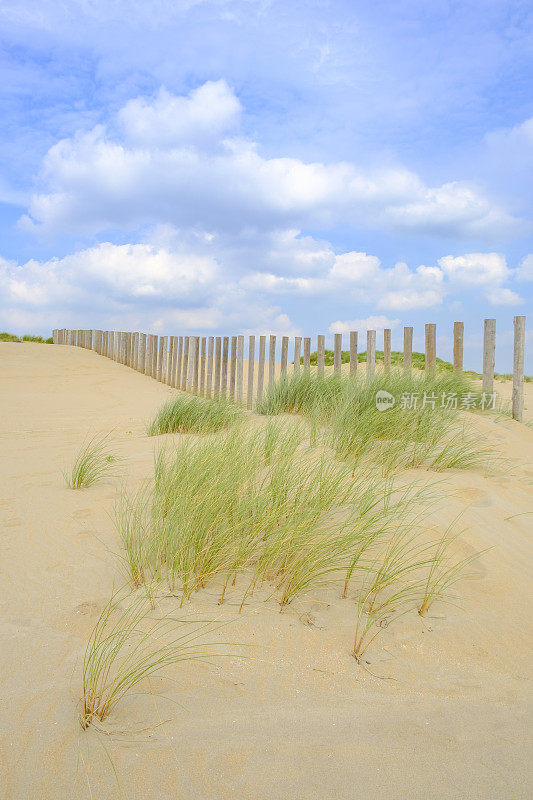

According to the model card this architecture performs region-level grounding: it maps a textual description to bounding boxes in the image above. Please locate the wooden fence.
[52,316,527,422]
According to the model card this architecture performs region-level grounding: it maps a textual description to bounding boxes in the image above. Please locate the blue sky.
[0,0,531,370]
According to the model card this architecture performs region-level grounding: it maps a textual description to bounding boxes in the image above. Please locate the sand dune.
[0,341,532,800]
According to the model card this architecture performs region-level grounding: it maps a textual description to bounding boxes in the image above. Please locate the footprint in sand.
[72,509,92,520]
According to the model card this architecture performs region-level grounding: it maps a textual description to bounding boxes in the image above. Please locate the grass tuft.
[65,434,119,489]
[80,588,224,729]
[148,394,242,436]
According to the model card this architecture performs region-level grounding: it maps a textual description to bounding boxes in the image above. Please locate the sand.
[0,341,532,800]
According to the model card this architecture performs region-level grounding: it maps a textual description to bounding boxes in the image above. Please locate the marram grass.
[115,422,479,648]
[148,393,242,436]
[256,370,494,475]
[80,588,225,729]
[65,433,119,489]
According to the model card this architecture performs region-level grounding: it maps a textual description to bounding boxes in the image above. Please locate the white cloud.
[438,253,509,285]
[379,289,442,310]
[20,83,527,240]
[117,81,241,148]
[516,254,533,282]
[486,287,524,307]
[329,315,400,334]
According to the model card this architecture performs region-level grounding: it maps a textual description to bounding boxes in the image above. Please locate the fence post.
[192,336,200,393]
[247,335,255,408]
[350,331,357,376]
[138,333,146,374]
[152,335,160,379]
[317,335,325,375]
[221,336,229,396]
[206,337,214,397]
[167,336,175,384]
[236,335,244,402]
[229,336,237,400]
[257,335,266,400]
[181,337,189,389]
[453,322,464,373]
[403,327,413,373]
[383,329,391,373]
[366,330,376,380]
[425,323,436,375]
[482,319,496,395]
[200,337,207,395]
[334,333,342,374]
[175,336,183,388]
[213,337,222,395]
[293,336,301,373]
[158,336,166,381]
[268,335,276,387]
[303,337,311,371]
[512,315,525,423]
[280,336,288,377]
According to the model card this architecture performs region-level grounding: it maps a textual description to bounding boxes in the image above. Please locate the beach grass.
[148,394,242,436]
[256,370,491,474]
[80,588,222,729]
[65,434,119,489]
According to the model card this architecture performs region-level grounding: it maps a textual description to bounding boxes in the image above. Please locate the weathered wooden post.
[482,319,496,395]
[366,330,376,380]
[383,329,391,373]
[181,337,190,390]
[453,322,464,373]
[158,336,167,382]
[191,336,200,393]
[293,336,301,373]
[200,337,207,395]
[175,336,183,388]
[403,327,413,373]
[268,335,276,387]
[205,336,215,397]
[151,335,159,379]
[350,331,358,376]
[206,336,214,397]
[214,337,222,395]
[334,333,342,374]
[512,315,525,423]
[144,335,152,375]
[236,335,244,402]
[317,335,325,375]
[280,336,288,377]
[229,336,237,400]
[166,336,175,384]
[221,336,229,396]
[247,335,255,408]
[425,323,436,376]
[138,333,146,374]
[303,337,311,371]
[257,335,266,401]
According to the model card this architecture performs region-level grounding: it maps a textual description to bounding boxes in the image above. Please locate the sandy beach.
[0,341,532,800]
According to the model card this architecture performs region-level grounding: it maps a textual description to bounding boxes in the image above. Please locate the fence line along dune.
[53,315,527,420]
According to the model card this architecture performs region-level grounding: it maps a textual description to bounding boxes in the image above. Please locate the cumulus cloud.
[19,83,527,239]
[329,315,400,334]
[516,254,533,281]
[438,253,509,285]
[117,81,241,148]
[486,287,524,307]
